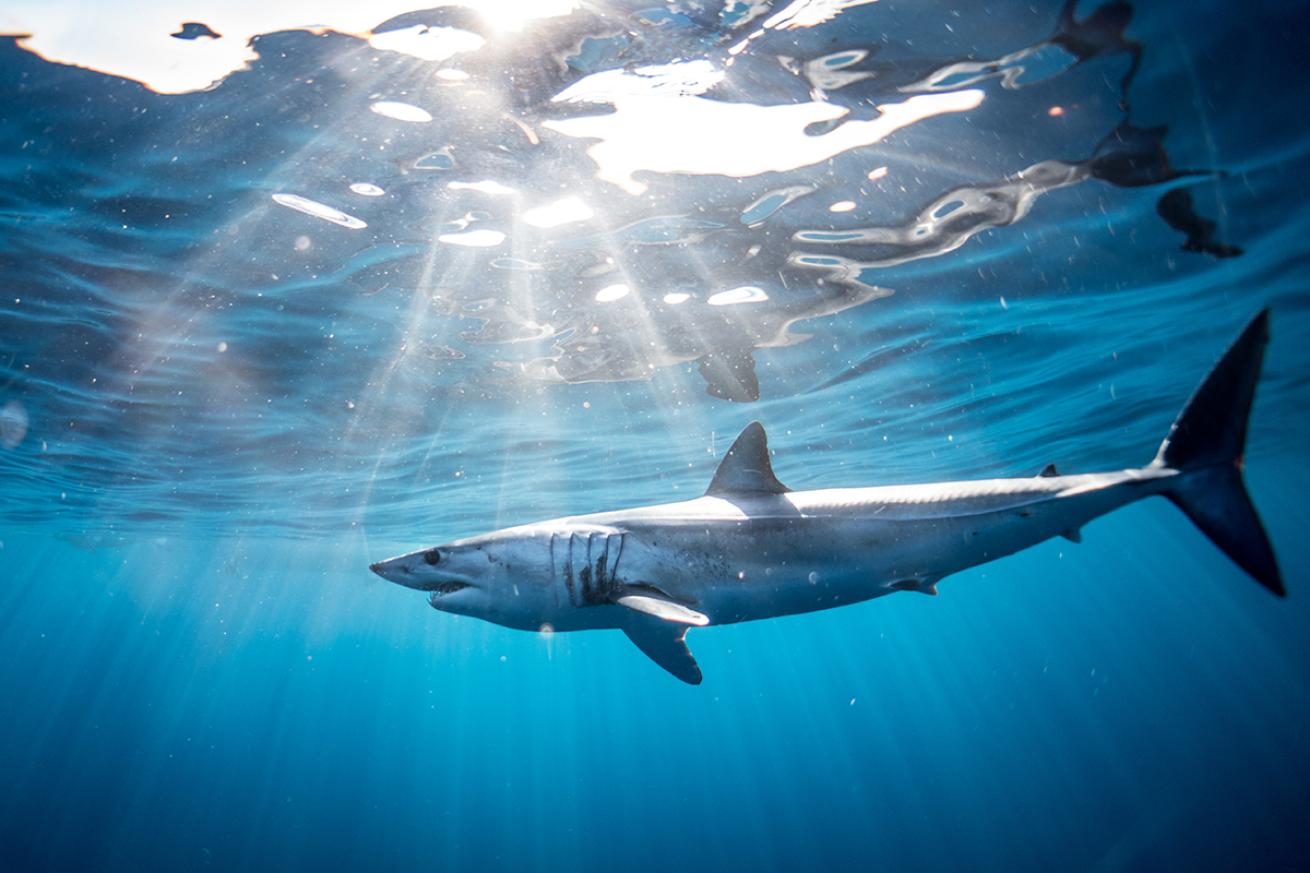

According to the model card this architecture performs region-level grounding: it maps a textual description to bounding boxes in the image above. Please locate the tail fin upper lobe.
[1153,309,1283,596]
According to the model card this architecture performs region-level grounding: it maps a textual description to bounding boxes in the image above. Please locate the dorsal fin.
[706,422,790,497]
[1038,463,1060,478]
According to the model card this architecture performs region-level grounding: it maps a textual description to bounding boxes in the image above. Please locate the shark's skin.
[372,310,1282,683]
[384,466,1169,631]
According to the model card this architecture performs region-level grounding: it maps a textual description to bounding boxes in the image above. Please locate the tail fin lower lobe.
[1153,309,1283,596]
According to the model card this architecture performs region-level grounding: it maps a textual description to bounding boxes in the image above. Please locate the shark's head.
[369,527,553,629]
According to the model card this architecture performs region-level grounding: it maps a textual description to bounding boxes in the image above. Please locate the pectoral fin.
[622,623,702,685]
[615,593,709,626]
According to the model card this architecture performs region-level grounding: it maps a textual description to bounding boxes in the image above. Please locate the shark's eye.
[423,548,441,566]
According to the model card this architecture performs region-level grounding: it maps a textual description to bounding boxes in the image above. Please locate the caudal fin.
[1153,309,1283,596]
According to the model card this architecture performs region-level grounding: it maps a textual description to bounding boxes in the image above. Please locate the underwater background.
[2,0,1308,869]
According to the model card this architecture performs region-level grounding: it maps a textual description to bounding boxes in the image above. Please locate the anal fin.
[623,623,702,685]
[1060,528,1082,543]
[889,577,939,596]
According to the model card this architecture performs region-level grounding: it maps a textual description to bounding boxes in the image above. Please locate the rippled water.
[2,1,1309,870]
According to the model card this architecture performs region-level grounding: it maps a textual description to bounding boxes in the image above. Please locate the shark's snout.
[370,556,421,587]
[370,553,477,596]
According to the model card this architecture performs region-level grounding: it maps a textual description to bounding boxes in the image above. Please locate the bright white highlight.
[545,87,985,194]
[0,2,578,94]
[764,0,879,30]
[522,196,594,228]
[271,193,366,229]
[448,180,516,196]
[367,25,484,62]
[707,286,769,306]
[370,101,433,123]
[553,60,724,103]
[594,284,631,303]
[437,229,506,247]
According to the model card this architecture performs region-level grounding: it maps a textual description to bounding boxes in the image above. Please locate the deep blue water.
[2,1,1309,870]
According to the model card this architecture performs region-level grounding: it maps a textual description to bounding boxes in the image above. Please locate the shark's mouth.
[428,581,471,597]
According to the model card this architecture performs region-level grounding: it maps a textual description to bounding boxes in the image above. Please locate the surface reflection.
[0,0,1252,532]
[225,0,1213,401]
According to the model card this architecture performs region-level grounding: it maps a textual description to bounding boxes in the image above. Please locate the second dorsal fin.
[1038,463,1060,478]
[706,421,791,497]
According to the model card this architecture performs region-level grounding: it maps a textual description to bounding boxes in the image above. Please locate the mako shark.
[371,310,1282,684]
